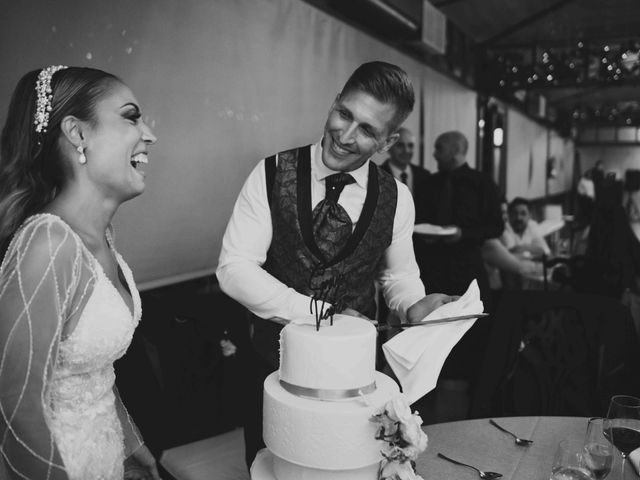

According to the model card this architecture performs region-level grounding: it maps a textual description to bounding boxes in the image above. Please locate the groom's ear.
[378,132,400,154]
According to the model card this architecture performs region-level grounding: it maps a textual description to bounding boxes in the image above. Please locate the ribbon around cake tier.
[279,379,376,400]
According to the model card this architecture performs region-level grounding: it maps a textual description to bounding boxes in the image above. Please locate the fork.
[489,419,534,446]
[437,453,503,479]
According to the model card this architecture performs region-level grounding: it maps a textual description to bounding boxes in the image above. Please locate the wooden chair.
[470,290,640,419]
[160,428,250,480]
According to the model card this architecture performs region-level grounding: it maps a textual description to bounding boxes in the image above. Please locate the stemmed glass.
[583,418,613,479]
[603,395,640,480]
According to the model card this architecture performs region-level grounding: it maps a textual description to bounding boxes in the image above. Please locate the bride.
[0,66,160,479]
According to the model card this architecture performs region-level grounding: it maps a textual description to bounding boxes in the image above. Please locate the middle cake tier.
[263,370,400,470]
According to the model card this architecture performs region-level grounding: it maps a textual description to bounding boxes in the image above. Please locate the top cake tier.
[278,315,376,395]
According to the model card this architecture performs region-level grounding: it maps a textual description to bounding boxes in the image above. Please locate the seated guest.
[502,197,550,259]
[484,198,538,291]
[483,239,538,291]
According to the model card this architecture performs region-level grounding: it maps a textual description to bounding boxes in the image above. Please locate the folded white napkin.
[382,280,484,404]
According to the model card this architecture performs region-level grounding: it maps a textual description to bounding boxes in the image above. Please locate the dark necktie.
[436,174,453,225]
[400,171,408,185]
[312,173,356,261]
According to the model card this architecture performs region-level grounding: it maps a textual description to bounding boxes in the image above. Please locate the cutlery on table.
[375,313,489,330]
[489,419,534,446]
[437,453,503,479]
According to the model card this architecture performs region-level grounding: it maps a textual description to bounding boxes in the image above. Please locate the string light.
[485,37,640,126]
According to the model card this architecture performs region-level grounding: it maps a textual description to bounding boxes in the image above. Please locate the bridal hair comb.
[34,65,68,133]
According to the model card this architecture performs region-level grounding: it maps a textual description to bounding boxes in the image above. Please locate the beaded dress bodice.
[0,214,143,480]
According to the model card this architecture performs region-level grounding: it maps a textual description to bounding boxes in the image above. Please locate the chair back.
[471,291,640,418]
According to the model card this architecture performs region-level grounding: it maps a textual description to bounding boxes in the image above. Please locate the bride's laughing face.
[81,82,157,202]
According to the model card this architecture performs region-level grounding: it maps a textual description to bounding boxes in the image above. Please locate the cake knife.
[375,313,488,330]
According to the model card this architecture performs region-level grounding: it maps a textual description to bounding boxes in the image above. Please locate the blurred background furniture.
[160,428,250,480]
[114,287,250,479]
[470,290,640,419]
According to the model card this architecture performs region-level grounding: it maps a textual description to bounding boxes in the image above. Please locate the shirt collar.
[311,140,369,189]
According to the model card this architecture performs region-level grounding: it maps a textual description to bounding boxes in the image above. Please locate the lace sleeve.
[0,217,84,479]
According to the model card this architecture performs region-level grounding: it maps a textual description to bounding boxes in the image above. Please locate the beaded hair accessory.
[34,65,68,134]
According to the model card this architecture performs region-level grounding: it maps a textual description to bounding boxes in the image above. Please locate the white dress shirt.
[501,220,551,256]
[216,141,425,322]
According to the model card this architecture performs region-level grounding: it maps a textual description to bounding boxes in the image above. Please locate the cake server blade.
[376,313,488,330]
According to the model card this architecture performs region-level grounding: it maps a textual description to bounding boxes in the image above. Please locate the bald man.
[413,131,502,412]
[416,130,502,300]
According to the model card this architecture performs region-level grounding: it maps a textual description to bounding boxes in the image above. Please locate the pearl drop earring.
[77,145,86,164]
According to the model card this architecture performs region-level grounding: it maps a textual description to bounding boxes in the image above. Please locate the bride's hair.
[0,67,120,257]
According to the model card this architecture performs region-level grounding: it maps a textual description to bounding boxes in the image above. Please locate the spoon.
[489,419,534,446]
[437,453,503,479]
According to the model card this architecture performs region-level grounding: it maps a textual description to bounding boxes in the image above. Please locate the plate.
[413,223,457,236]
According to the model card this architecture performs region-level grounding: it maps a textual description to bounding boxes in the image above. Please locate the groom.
[216,61,456,468]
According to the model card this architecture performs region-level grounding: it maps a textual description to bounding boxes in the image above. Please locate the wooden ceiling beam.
[481,0,578,47]
[361,0,419,32]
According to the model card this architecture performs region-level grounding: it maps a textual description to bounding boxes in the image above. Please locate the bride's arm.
[0,219,82,480]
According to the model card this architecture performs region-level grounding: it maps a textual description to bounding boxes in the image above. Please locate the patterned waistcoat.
[253,144,397,366]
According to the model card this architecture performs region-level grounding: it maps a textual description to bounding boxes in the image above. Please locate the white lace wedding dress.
[0,214,144,480]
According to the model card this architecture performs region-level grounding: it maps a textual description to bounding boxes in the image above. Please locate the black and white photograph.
[2,1,640,479]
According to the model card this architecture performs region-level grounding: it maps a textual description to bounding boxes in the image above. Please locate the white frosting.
[251,449,380,480]
[263,371,399,470]
[273,455,380,480]
[279,315,376,391]
[251,449,276,480]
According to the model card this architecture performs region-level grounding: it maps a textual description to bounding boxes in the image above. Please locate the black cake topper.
[308,264,347,331]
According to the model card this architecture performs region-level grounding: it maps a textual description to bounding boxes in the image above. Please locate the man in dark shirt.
[413,131,502,417]
[415,130,502,303]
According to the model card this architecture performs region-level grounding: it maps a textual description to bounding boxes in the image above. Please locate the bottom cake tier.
[251,448,381,480]
[262,370,400,478]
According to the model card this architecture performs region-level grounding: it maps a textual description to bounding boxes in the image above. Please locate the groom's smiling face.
[321,89,399,173]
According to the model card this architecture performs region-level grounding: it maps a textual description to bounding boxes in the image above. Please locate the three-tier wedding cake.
[250,314,401,480]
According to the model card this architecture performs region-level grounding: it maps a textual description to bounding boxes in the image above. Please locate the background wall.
[577,145,640,180]
[505,108,574,202]
[422,68,477,171]
[1,0,477,289]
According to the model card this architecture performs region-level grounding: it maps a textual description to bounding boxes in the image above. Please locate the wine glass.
[603,395,640,480]
[583,417,613,479]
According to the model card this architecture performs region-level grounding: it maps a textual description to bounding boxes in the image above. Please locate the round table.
[416,416,588,480]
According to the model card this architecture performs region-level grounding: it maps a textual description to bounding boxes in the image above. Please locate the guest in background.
[379,127,430,323]
[484,198,537,291]
[217,61,457,467]
[380,127,430,199]
[0,66,160,480]
[415,130,503,305]
[577,160,606,225]
[412,130,502,418]
[502,197,551,259]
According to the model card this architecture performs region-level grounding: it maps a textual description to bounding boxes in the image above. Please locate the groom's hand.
[406,294,459,324]
[341,307,370,321]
